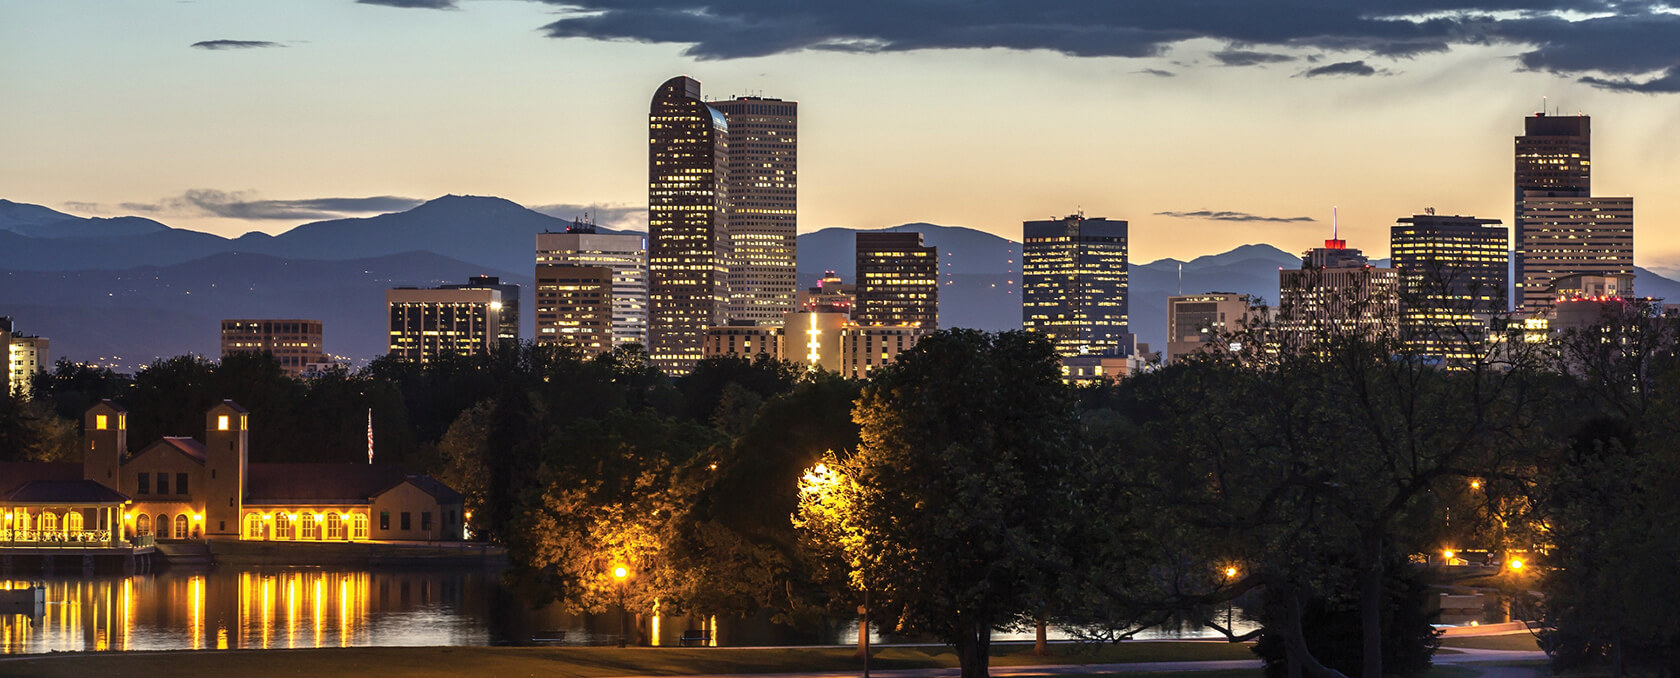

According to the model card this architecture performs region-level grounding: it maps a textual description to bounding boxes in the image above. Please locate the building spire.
[1325,206,1346,249]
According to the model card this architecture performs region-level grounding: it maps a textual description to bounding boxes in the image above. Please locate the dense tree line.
[6,308,1679,676]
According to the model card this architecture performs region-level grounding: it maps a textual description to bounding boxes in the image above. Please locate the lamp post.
[613,565,630,647]
[1223,566,1239,631]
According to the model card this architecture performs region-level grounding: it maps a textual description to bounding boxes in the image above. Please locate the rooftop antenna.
[1178,262,1183,295]
[1325,206,1346,250]
[1542,95,1547,115]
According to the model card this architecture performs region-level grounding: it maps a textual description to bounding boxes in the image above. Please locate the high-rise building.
[1516,197,1634,312]
[1166,293,1252,364]
[537,221,648,350]
[712,95,798,326]
[439,276,520,343]
[1515,113,1591,204]
[534,265,614,355]
[1021,215,1130,358]
[220,319,327,376]
[855,232,938,329]
[1278,235,1399,343]
[386,286,504,363]
[648,75,730,374]
[702,309,927,379]
[798,271,855,315]
[1390,214,1507,359]
[2,317,49,397]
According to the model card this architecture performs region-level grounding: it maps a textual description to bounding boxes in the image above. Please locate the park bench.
[679,629,712,646]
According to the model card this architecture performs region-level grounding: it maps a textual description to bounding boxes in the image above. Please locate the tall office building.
[2,317,48,397]
[1166,293,1251,364]
[712,95,798,326]
[537,220,648,350]
[1512,113,1633,312]
[533,265,614,356]
[1390,214,1508,359]
[220,319,327,376]
[1516,197,1634,312]
[855,232,938,329]
[648,75,730,373]
[1021,215,1130,358]
[1278,235,1399,343]
[386,285,504,363]
[439,276,520,343]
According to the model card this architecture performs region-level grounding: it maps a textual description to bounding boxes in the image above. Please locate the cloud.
[357,0,457,7]
[1136,68,1176,77]
[117,190,424,220]
[1212,49,1296,66]
[531,1,1680,92]
[529,202,648,232]
[1300,60,1380,77]
[191,40,283,50]
[1580,66,1680,93]
[1155,210,1317,223]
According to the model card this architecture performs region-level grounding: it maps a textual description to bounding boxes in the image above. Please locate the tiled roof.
[0,461,80,497]
[246,463,461,506]
[3,479,130,504]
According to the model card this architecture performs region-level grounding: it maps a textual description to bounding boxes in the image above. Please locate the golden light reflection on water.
[4,571,389,654]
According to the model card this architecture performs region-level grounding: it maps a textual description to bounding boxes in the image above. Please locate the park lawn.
[0,641,1257,678]
[1440,634,1543,652]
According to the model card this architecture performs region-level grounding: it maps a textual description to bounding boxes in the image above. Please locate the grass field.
[0,641,1261,678]
[1440,634,1543,652]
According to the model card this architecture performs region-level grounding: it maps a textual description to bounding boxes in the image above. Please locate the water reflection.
[3,569,1251,654]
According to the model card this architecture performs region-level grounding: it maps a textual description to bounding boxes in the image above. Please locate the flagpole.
[367,408,374,465]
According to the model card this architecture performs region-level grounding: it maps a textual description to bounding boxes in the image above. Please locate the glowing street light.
[612,564,631,647]
[1508,558,1525,571]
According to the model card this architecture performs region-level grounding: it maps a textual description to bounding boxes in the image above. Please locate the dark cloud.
[531,1,1680,92]
[357,0,457,7]
[530,203,648,231]
[1580,67,1680,93]
[118,190,424,220]
[1212,49,1295,66]
[1136,68,1176,77]
[191,40,283,50]
[1300,60,1380,77]
[1156,210,1317,223]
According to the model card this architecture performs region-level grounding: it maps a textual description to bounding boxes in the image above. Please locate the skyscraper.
[1516,197,1634,310]
[2,316,48,397]
[1278,233,1399,344]
[1512,113,1633,312]
[537,220,648,350]
[1021,215,1130,358]
[533,265,614,356]
[712,96,798,326]
[855,232,938,329]
[439,276,520,343]
[1390,214,1507,359]
[386,286,503,363]
[220,319,327,376]
[648,75,729,374]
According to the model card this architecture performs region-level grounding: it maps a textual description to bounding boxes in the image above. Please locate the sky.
[4,0,1680,269]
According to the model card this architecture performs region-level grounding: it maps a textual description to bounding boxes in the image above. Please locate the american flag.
[367,408,374,465]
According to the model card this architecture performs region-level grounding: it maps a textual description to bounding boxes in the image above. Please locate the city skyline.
[7,2,1680,273]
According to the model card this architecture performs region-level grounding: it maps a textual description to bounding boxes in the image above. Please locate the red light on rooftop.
[1324,239,1346,249]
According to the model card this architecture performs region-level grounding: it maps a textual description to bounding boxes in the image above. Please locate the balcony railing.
[0,529,129,548]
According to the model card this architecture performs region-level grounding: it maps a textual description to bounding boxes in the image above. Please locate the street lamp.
[1222,566,1239,631]
[612,565,631,647]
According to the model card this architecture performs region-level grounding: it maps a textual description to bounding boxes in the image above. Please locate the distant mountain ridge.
[5,196,1680,367]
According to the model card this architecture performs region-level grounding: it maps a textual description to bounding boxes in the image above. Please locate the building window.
[157,473,169,495]
[301,514,319,540]
[353,514,369,540]
[244,514,263,539]
[137,473,150,495]
[421,512,432,532]
[275,512,293,539]
[400,512,411,531]
[136,514,150,536]
[177,473,189,495]
[218,415,229,431]
[380,511,390,531]
[326,513,344,540]
[40,511,59,533]
[175,514,188,539]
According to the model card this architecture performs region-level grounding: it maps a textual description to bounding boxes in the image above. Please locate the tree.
[795,329,1079,678]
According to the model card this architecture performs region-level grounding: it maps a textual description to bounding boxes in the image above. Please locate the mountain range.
[4,196,1676,370]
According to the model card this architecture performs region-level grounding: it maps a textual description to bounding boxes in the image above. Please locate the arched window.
[352,514,369,541]
[325,513,344,540]
[40,512,59,533]
[67,511,85,533]
[175,514,188,540]
[300,514,319,540]
[157,514,170,539]
[244,514,264,539]
[275,512,293,539]
[136,513,151,536]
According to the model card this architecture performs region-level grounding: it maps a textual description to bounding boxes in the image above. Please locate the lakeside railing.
[0,529,143,549]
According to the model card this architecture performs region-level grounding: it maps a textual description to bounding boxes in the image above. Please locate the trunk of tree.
[1034,609,1048,656]
[855,590,870,660]
[1359,532,1385,678]
[954,615,992,678]
[1280,585,1352,678]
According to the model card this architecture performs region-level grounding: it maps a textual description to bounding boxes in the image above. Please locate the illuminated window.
[326,513,344,540]
[352,514,369,540]
[96,414,108,430]
[275,512,293,539]
[217,415,230,431]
